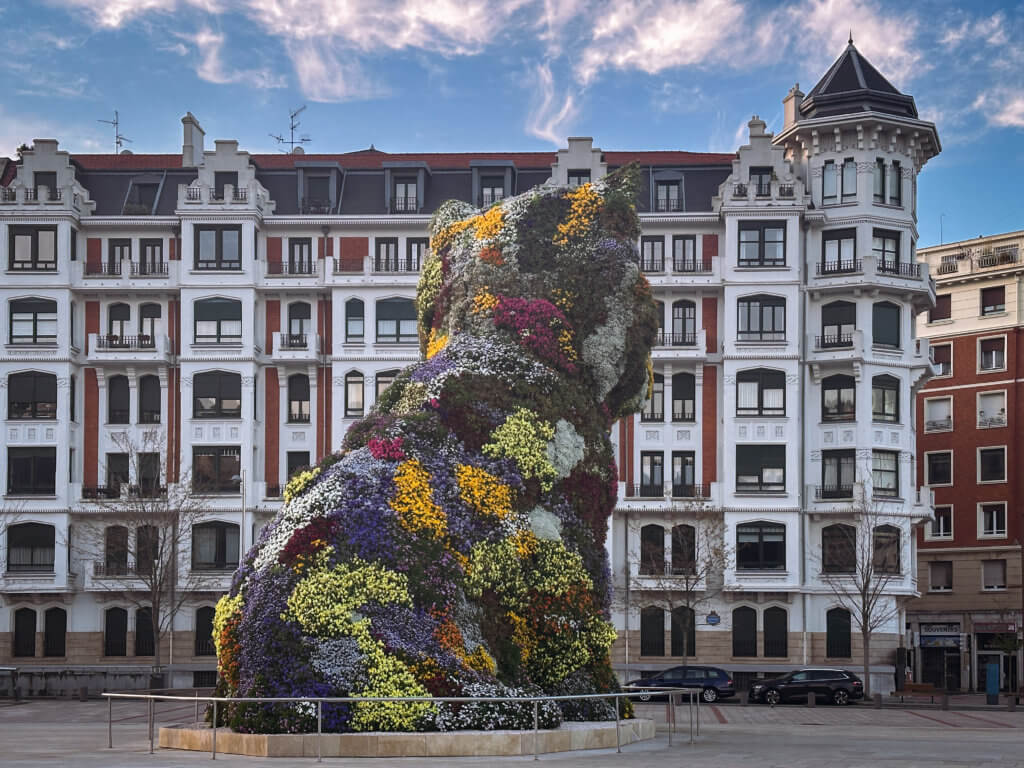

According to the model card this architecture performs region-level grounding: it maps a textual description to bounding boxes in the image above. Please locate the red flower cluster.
[368,435,406,460]
[492,295,578,373]
[278,517,339,565]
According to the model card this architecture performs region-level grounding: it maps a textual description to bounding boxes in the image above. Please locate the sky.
[1,0,1022,246]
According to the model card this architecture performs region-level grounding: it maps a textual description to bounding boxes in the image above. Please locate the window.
[375,298,417,343]
[732,606,757,657]
[194,225,241,270]
[137,454,161,498]
[191,446,241,493]
[8,372,57,419]
[821,229,857,273]
[822,524,856,573]
[304,175,331,212]
[640,237,664,272]
[213,171,237,200]
[980,502,1007,537]
[930,294,951,323]
[980,337,1005,371]
[194,298,242,342]
[750,166,772,196]
[826,608,851,657]
[107,303,130,339]
[642,373,664,422]
[672,372,695,422]
[821,375,855,422]
[567,169,590,187]
[872,302,900,348]
[736,522,786,569]
[107,375,129,423]
[671,451,696,497]
[820,300,855,347]
[43,607,66,657]
[640,606,664,656]
[191,521,240,570]
[671,606,696,658]
[13,608,36,657]
[106,453,128,496]
[345,372,364,417]
[871,375,899,423]
[136,526,158,577]
[889,161,902,205]
[345,298,364,341]
[873,158,886,202]
[671,524,695,575]
[738,222,786,267]
[376,369,399,400]
[287,451,310,479]
[924,397,952,432]
[6,522,55,571]
[7,447,56,495]
[978,391,1006,428]
[481,176,505,206]
[393,178,417,212]
[820,450,855,499]
[671,300,696,344]
[929,561,953,592]
[139,302,161,340]
[639,524,664,575]
[750,608,782,661]
[407,238,429,271]
[108,239,130,273]
[736,445,785,493]
[672,235,698,271]
[195,606,216,656]
[656,180,681,211]
[930,506,952,539]
[139,375,161,424]
[639,451,664,496]
[138,239,163,274]
[872,450,899,497]
[872,525,900,574]
[736,369,785,416]
[193,371,241,419]
[104,525,129,574]
[737,295,785,341]
[284,238,312,274]
[375,237,399,272]
[135,607,154,656]
[932,343,952,376]
[981,286,1005,316]
[978,447,1006,483]
[10,298,57,343]
[104,608,127,656]
[287,374,310,423]
[822,160,837,202]
[873,230,901,272]
[9,226,57,271]
[926,452,952,486]
[982,560,1007,591]
[842,158,856,198]
[34,171,57,198]
[70,374,76,421]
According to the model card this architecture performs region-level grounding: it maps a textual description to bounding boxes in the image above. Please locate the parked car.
[748,668,864,705]
[626,665,736,703]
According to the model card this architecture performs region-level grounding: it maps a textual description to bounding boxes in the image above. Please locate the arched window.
[654,300,665,341]
[376,369,400,400]
[736,369,785,417]
[375,298,417,343]
[8,371,57,419]
[672,372,696,422]
[737,295,786,342]
[195,607,216,656]
[671,524,695,575]
[872,524,901,574]
[671,300,696,345]
[139,302,161,341]
[732,606,757,657]
[345,298,364,341]
[821,374,855,422]
[136,525,159,578]
[763,606,788,657]
[345,372,364,418]
[287,302,311,345]
[287,374,310,423]
[640,606,665,657]
[872,301,900,348]
[104,607,128,657]
[104,525,129,576]
[642,373,664,422]
[826,607,852,658]
[871,374,899,423]
[671,606,696,658]
[194,298,242,342]
[107,375,129,424]
[193,371,241,418]
[139,375,161,424]
[822,524,856,573]
[736,522,786,570]
[7,523,55,572]
[135,607,154,657]
[108,302,130,338]
[9,298,57,343]
[13,607,36,657]
[639,524,664,575]
[43,607,66,657]
[820,301,855,347]
[191,522,240,571]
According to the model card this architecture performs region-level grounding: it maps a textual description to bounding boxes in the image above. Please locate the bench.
[890,682,940,703]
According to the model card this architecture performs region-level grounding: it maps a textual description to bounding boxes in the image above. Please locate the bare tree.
[74,432,220,681]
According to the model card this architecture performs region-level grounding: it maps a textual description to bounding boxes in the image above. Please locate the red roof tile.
[72,154,184,170]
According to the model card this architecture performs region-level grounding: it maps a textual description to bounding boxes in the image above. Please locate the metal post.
[533,700,539,761]
[615,695,621,753]
[212,701,217,760]
[195,690,200,723]
[689,692,694,745]
[317,700,322,763]
[695,688,700,737]
[667,693,673,747]
[108,696,113,749]
[149,697,154,754]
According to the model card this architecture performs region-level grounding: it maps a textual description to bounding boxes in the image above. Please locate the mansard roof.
[801,40,918,120]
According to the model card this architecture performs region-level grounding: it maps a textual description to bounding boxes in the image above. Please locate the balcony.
[300,197,332,215]
[671,483,709,500]
[816,259,862,277]
[925,417,952,432]
[178,182,266,212]
[878,260,921,278]
[672,407,696,423]
[85,262,123,277]
[271,331,321,361]
[82,485,121,500]
[129,261,169,277]
[653,198,683,212]
[639,411,664,423]
[807,329,864,362]
[624,483,666,499]
[480,191,505,207]
[814,484,855,501]
[978,412,1007,429]
[373,257,422,275]
[814,333,854,350]
[333,257,365,274]
[729,180,802,204]
[87,333,170,363]
[0,184,88,213]
[652,329,707,361]
[266,259,319,278]
[390,196,419,214]
[639,257,665,273]
[656,331,697,347]
[673,258,713,274]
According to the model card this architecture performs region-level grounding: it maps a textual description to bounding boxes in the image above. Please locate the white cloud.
[974,89,1024,128]
[0,108,104,157]
[284,37,384,102]
[524,61,577,145]
[181,26,286,89]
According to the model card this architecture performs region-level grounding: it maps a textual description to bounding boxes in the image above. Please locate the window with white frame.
[978,391,1006,428]
[979,337,1005,371]
[872,450,899,497]
[736,369,785,416]
[982,559,1007,590]
[978,447,1006,483]
[981,286,1005,316]
[932,342,952,376]
[980,502,1006,537]
[925,451,952,486]
[924,397,952,432]
[929,561,952,592]
[930,506,953,539]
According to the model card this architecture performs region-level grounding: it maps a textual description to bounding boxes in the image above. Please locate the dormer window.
[213,171,237,201]
[481,176,504,206]
[655,180,681,211]
[34,172,57,200]
[303,176,331,214]
[124,181,158,215]
[567,169,590,188]
[749,167,772,197]
[393,178,417,213]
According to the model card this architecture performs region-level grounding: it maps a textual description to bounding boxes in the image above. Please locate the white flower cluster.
[432,679,562,732]
[581,272,637,401]
[545,419,585,479]
[310,636,367,692]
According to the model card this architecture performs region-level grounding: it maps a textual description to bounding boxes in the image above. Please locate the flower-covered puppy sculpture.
[214,167,659,734]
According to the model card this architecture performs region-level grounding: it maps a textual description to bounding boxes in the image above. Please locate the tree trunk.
[862,629,871,699]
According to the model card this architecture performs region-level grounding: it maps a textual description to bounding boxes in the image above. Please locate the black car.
[626,665,736,703]
[748,668,864,705]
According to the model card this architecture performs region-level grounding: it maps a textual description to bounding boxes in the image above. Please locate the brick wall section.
[84,369,98,487]
[702,233,718,263]
[86,237,101,273]
[168,236,178,261]
[266,236,282,267]
[265,299,279,355]
[85,300,98,354]
[702,365,717,485]
[619,416,635,492]
[325,237,334,260]
[339,236,368,268]
[702,296,718,353]
[265,368,279,493]
[316,367,332,460]
[166,368,178,482]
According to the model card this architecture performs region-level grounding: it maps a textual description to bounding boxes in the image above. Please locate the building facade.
[0,44,940,695]
[912,230,1024,692]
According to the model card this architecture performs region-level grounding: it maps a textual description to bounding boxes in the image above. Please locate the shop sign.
[974,622,1016,633]
[920,635,961,648]
[921,623,960,634]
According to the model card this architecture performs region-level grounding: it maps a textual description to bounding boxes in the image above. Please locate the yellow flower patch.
[472,290,499,315]
[473,205,505,241]
[554,183,600,245]
[456,464,513,519]
[430,218,474,254]
[391,458,447,539]
[426,328,448,359]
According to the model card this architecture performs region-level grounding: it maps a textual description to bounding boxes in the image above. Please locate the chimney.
[181,112,205,167]
[747,115,768,139]
[782,83,804,131]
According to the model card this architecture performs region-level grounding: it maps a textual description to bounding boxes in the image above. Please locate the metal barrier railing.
[103,685,705,760]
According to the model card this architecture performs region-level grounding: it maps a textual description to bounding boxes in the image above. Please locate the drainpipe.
[800,213,809,666]
[623,509,631,681]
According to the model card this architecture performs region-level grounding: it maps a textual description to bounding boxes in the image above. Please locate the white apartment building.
[0,43,939,695]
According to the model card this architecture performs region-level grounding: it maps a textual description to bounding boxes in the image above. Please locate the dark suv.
[749,668,863,705]
[626,666,736,703]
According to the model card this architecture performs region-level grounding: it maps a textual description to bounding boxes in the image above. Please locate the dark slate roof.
[800,41,918,120]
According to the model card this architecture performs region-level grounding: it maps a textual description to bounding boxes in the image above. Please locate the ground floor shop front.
[908,613,1022,693]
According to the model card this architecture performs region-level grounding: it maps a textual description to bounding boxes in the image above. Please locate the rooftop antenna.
[97,110,132,153]
[270,105,312,153]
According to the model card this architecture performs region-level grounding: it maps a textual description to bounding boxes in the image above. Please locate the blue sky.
[2,0,1022,246]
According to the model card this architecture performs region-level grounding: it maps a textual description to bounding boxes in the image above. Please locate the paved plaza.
[0,698,1022,767]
